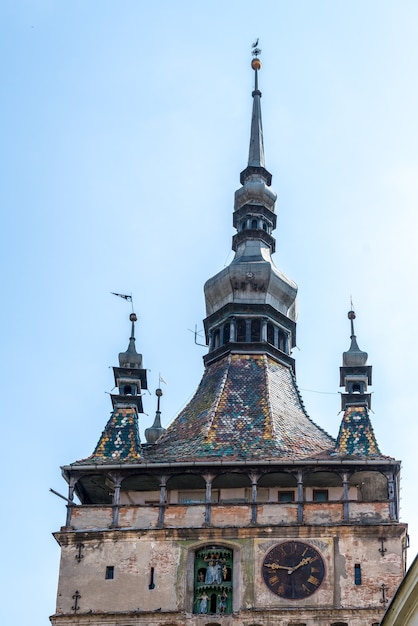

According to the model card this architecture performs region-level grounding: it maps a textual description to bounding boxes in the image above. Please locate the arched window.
[236,319,246,342]
[194,547,233,615]
[124,384,132,395]
[251,319,261,342]
[267,322,275,346]
[222,323,230,345]
[278,330,287,353]
[241,221,246,231]
[213,329,220,349]
[262,222,267,231]
[251,218,258,229]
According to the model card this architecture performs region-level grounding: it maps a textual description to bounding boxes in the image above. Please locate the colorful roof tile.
[334,404,381,457]
[149,354,335,463]
[74,407,142,465]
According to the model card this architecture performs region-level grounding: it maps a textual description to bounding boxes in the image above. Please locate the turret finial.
[119,312,143,369]
[144,388,166,444]
[343,307,368,367]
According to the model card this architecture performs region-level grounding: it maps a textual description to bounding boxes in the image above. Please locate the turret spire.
[339,309,372,409]
[335,308,381,457]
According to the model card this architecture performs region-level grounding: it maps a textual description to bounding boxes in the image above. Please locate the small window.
[313,489,328,502]
[354,563,362,585]
[236,319,246,342]
[278,491,294,503]
[179,490,218,504]
[267,322,275,345]
[278,329,287,353]
[222,323,230,344]
[251,218,258,229]
[251,319,261,342]
[105,566,114,580]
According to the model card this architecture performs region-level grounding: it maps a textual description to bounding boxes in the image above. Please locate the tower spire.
[248,44,265,168]
[240,43,272,186]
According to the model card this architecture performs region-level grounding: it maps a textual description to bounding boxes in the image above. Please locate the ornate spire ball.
[251,38,262,71]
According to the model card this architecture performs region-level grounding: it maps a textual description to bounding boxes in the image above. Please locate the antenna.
[187,325,207,348]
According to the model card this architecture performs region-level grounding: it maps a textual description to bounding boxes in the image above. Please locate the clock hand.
[264,562,293,572]
[288,556,315,573]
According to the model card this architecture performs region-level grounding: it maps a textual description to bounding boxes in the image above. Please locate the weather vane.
[251,38,261,58]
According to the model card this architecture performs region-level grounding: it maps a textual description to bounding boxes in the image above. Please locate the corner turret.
[339,309,372,410]
[111,313,148,412]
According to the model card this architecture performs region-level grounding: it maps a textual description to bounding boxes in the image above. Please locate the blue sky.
[1,2,418,624]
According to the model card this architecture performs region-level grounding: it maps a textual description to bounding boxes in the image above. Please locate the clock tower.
[50,50,408,626]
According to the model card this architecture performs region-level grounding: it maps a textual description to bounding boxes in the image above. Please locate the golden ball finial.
[251,58,262,71]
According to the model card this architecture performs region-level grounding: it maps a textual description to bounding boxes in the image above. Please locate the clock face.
[262,540,325,599]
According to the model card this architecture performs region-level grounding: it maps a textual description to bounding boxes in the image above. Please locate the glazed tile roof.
[334,404,381,457]
[74,407,142,465]
[71,356,389,468]
[147,354,335,463]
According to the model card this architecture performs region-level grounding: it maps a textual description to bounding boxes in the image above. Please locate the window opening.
[251,218,258,229]
[236,319,246,342]
[251,319,261,342]
[262,222,267,231]
[213,329,220,349]
[278,491,294,503]
[267,322,275,345]
[313,489,328,502]
[278,330,287,352]
[354,564,362,585]
[149,566,155,589]
[105,566,114,580]
[223,323,230,345]
[194,547,233,614]
[179,490,218,504]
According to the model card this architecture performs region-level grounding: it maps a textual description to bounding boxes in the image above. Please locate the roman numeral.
[269,575,279,584]
[308,575,320,586]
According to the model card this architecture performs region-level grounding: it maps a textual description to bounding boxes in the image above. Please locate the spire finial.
[343,306,368,367]
[348,305,356,339]
[118,311,142,369]
[144,388,166,444]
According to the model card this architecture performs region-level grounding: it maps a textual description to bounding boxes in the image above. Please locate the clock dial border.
[261,540,326,600]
